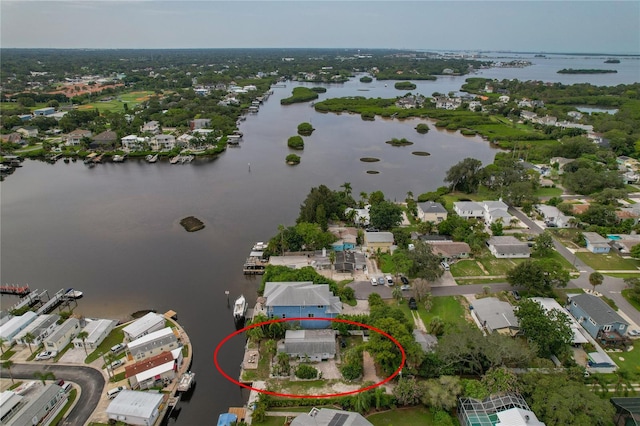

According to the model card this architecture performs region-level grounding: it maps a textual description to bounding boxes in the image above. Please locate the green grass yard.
[609,343,640,376]
[367,406,442,426]
[85,325,125,364]
[394,296,467,329]
[576,252,640,271]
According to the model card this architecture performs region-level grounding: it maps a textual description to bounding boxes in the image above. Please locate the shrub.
[361,111,375,121]
[394,81,417,90]
[360,76,373,83]
[285,154,301,165]
[287,136,304,150]
[297,122,314,136]
[295,364,318,379]
[415,123,430,134]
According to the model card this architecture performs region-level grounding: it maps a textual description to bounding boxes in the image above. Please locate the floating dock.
[0,284,31,296]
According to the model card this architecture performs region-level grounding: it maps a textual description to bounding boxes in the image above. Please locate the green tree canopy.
[369,201,403,230]
[507,259,570,295]
[514,299,573,358]
[406,241,444,282]
[444,158,483,193]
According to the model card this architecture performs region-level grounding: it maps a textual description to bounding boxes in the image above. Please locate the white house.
[73,319,117,351]
[66,129,92,146]
[0,311,38,343]
[127,327,179,362]
[535,204,574,228]
[417,201,448,223]
[13,314,60,346]
[121,135,147,151]
[43,318,80,352]
[1,384,68,426]
[141,121,160,134]
[482,200,512,225]
[123,312,166,342]
[125,348,182,390]
[453,201,484,220]
[106,390,164,426]
[487,236,531,258]
[151,134,176,151]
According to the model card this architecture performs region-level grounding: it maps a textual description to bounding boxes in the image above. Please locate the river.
[0,53,638,425]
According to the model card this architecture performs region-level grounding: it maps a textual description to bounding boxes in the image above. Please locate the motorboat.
[146,154,158,163]
[233,295,248,321]
[64,288,83,299]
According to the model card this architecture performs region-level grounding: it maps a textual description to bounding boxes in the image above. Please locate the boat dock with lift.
[243,242,269,275]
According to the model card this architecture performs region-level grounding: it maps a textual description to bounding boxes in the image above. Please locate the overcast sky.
[1,1,638,54]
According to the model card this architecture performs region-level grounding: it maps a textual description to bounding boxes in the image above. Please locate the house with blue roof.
[568,293,629,339]
[263,282,342,328]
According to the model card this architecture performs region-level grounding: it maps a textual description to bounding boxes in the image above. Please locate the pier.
[0,284,31,296]
[35,288,68,315]
[6,290,40,313]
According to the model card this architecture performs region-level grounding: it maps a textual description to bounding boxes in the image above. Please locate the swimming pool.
[607,235,621,240]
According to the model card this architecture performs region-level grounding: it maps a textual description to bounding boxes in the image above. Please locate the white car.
[629,329,640,337]
[35,350,57,361]
[370,277,377,286]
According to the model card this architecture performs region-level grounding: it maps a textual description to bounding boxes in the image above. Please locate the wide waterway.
[1,53,638,425]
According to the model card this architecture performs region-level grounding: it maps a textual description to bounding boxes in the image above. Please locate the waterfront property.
[0,384,68,426]
[124,348,183,390]
[582,232,611,254]
[417,201,448,223]
[453,201,485,220]
[13,314,60,346]
[487,236,531,259]
[90,130,118,150]
[263,282,341,328]
[43,317,80,352]
[0,311,38,343]
[123,312,166,342]
[470,297,519,335]
[282,329,337,361]
[567,293,629,339]
[106,390,164,426]
[65,129,92,146]
[127,327,180,362]
[364,231,394,253]
[290,407,373,426]
[72,318,117,351]
[482,200,513,225]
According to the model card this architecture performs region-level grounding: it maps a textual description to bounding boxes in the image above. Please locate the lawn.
[455,277,509,285]
[609,343,640,376]
[575,252,640,271]
[253,417,288,426]
[450,259,485,277]
[534,187,564,198]
[81,90,155,113]
[395,296,467,329]
[367,406,441,426]
[476,254,520,276]
[85,325,125,364]
[621,289,640,313]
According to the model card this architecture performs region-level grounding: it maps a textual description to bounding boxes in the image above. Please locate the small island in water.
[180,216,205,232]
[557,68,617,74]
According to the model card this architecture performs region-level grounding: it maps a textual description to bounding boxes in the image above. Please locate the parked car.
[62,383,73,393]
[35,351,57,361]
[110,343,126,354]
[370,277,378,286]
[386,275,394,285]
[408,297,417,310]
[107,386,126,399]
[629,329,640,337]
[109,359,125,370]
[400,276,409,285]
[377,276,385,286]
[511,290,521,300]
[401,285,411,291]
[441,261,450,271]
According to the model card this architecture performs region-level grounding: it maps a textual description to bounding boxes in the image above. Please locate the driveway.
[349,281,393,300]
[9,363,105,426]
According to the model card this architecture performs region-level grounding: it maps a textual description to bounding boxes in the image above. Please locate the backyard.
[393,296,468,330]
[367,406,442,426]
[576,252,640,271]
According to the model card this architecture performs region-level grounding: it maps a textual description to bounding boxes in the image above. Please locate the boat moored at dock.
[177,371,195,392]
[233,295,248,322]
[64,288,83,299]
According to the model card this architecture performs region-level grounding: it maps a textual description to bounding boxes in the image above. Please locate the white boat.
[170,156,180,164]
[233,295,248,320]
[64,288,83,299]
[177,371,195,392]
[145,154,158,163]
[112,154,125,163]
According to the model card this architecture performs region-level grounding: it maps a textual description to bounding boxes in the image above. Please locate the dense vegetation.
[297,122,314,136]
[557,68,617,74]
[394,81,417,90]
[287,135,304,150]
[280,87,320,105]
[285,154,300,165]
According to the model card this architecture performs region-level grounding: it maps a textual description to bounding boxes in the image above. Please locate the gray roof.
[488,236,531,255]
[570,293,629,326]
[472,297,519,331]
[123,312,165,339]
[284,330,336,356]
[454,201,483,212]
[128,328,178,356]
[106,390,164,420]
[45,318,79,343]
[483,200,509,211]
[413,330,438,353]
[583,232,611,247]
[418,201,447,214]
[264,282,341,314]
[365,231,394,243]
[5,384,63,426]
[290,408,373,426]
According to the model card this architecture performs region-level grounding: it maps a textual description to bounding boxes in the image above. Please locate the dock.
[35,288,67,315]
[6,290,40,312]
[0,284,31,296]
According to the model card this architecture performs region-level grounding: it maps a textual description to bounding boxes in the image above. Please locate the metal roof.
[364,231,394,243]
[290,408,372,426]
[106,390,164,419]
[264,282,341,313]
[472,297,519,331]
[123,312,165,339]
[44,318,79,343]
[127,327,177,350]
[284,330,337,356]
[76,319,117,344]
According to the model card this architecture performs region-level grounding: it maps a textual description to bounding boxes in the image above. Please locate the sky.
[1,1,639,54]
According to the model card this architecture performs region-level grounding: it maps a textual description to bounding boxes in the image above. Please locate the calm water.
[0,55,638,424]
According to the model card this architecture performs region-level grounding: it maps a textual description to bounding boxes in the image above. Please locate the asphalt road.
[9,363,105,426]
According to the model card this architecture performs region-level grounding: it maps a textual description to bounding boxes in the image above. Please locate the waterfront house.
[127,327,179,362]
[0,311,38,344]
[43,317,80,353]
[151,134,176,151]
[487,236,531,258]
[13,314,60,346]
[90,130,118,150]
[583,232,611,254]
[453,201,484,220]
[331,234,357,252]
[471,297,519,335]
[106,390,164,426]
[121,135,147,151]
[0,384,68,426]
[66,129,92,146]
[263,282,341,328]
[1,133,25,145]
[364,231,394,253]
[482,200,512,225]
[568,293,629,339]
[345,205,370,227]
[141,121,160,134]
[291,408,373,426]
[125,348,182,390]
[189,118,211,130]
[417,201,448,223]
[282,329,337,361]
[72,318,117,351]
[123,312,166,342]
[429,241,471,262]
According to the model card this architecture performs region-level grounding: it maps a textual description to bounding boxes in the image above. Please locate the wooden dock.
[36,288,67,315]
[0,284,31,296]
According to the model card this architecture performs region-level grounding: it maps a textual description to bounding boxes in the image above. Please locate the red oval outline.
[213,317,406,398]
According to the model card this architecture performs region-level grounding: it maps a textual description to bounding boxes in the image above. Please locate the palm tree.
[359,191,369,208]
[341,182,352,198]
[392,286,403,305]
[2,360,15,384]
[34,371,56,385]
[23,332,35,354]
[246,322,265,349]
[589,272,604,293]
[77,331,89,356]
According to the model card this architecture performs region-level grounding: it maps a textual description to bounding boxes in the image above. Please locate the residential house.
[125,349,182,390]
[15,126,39,138]
[535,204,574,228]
[121,135,147,151]
[90,130,118,150]
[610,235,640,254]
[468,101,482,111]
[1,384,68,426]
[291,408,373,426]
[549,157,575,174]
[330,233,357,252]
[43,318,80,352]
[72,319,117,351]
[66,129,92,146]
[13,314,60,346]
[123,312,166,342]
[498,95,510,103]
[364,231,394,253]
[190,119,211,130]
[434,97,462,110]
[487,236,531,258]
[583,232,611,254]
[127,327,180,362]
[177,133,195,147]
[151,134,176,151]
[520,110,537,121]
[482,200,513,225]
[568,293,629,339]
[1,133,24,145]
[345,205,370,227]
[429,241,471,262]
[282,329,337,361]
[458,394,545,426]
[106,390,164,426]
[453,201,484,220]
[263,282,341,328]
[0,312,38,343]
[141,121,160,135]
[529,297,588,345]
[417,201,448,223]
[34,107,55,116]
[413,330,438,353]
[471,297,519,335]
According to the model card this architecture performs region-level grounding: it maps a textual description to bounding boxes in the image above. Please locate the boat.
[112,154,126,163]
[64,288,83,299]
[233,295,248,321]
[177,371,195,392]
[170,156,180,164]
[146,154,158,163]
